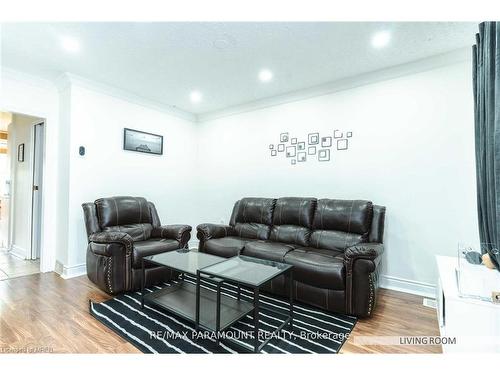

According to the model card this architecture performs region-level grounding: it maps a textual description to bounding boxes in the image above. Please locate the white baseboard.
[379,274,436,299]
[55,261,86,279]
[10,245,27,260]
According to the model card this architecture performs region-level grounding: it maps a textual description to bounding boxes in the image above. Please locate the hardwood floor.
[0,272,441,354]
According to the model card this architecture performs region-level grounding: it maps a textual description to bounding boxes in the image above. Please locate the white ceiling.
[1,22,477,115]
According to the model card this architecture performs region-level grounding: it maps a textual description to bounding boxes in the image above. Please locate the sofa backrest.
[369,205,386,243]
[231,197,276,240]
[310,199,374,251]
[94,196,154,241]
[270,197,316,246]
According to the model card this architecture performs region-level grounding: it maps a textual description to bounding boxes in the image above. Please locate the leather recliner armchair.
[82,196,192,294]
[197,197,385,318]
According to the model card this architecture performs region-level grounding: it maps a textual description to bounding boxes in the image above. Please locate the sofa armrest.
[197,223,235,242]
[345,243,384,269]
[87,231,134,295]
[151,224,192,247]
[344,243,384,318]
[88,231,134,256]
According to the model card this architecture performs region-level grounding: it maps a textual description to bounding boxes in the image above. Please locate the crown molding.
[59,73,197,122]
[4,47,472,125]
[1,66,58,92]
[197,47,472,123]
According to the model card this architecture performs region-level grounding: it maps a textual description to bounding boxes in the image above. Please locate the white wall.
[0,58,481,297]
[197,61,479,295]
[0,69,60,272]
[64,82,199,269]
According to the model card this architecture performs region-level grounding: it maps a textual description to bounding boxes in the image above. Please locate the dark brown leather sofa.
[197,197,385,318]
[82,196,192,294]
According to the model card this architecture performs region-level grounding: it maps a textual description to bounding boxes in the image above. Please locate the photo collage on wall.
[269,130,353,165]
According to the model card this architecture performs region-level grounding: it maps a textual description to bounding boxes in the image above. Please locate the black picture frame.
[18,143,24,162]
[123,128,163,155]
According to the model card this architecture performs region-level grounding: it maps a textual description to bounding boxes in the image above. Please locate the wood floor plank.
[0,272,440,354]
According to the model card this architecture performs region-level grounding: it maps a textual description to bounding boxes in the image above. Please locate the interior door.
[31,122,44,260]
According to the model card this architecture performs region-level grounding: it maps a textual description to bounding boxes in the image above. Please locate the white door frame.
[30,121,44,260]
[2,107,52,272]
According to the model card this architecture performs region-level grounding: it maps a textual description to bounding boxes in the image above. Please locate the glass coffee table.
[141,249,294,353]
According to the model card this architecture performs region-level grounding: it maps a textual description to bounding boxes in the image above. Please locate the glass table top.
[144,249,226,275]
[200,255,292,287]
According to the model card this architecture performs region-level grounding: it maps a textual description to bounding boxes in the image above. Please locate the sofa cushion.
[313,199,373,235]
[234,197,276,225]
[268,197,316,246]
[242,240,297,262]
[309,230,365,252]
[284,247,345,290]
[310,199,373,251]
[270,225,311,247]
[273,197,316,227]
[229,198,277,240]
[96,196,152,227]
[203,236,250,258]
[234,223,271,240]
[132,238,179,268]
[104,223,153,242]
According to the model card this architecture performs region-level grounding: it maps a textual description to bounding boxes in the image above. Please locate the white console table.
[436,255,500,353]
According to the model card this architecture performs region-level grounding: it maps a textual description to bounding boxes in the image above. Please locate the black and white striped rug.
[89,275,356,354]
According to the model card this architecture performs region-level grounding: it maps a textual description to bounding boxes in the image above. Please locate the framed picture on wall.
[18,143,25,162]
[123,128,163,155]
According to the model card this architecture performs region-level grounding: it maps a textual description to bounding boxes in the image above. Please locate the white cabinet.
[436,256,500,353]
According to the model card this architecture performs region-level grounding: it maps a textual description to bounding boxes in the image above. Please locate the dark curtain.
[473,22,500,271]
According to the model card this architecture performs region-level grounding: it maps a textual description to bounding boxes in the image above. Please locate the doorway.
[0,111,44,280]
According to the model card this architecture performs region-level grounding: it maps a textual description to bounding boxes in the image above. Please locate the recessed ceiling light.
[60,36,80,53]
[190,90,202,103]
[371,31,391,49]
[258,69,273,83]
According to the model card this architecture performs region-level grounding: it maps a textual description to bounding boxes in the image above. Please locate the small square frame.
[308,133,319,145]
[286,146,296,158]
[321,136,332,147]
[280,133,289,142]
[337,139,348,150]
[318,149,330,162]
[334,130,343,139]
